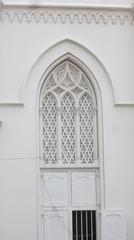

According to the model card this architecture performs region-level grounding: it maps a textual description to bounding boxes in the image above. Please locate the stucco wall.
[1,0,134,4]
[0,4,134,240]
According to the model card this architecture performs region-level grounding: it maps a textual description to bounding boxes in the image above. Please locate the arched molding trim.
[32,41,107,200]
[23,39,114,107]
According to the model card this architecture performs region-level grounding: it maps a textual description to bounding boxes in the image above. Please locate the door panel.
[44,210,69,240]
[102,210,126,240]
[43,172,68,207]
[41,171,97,240]
[72,172,96,207]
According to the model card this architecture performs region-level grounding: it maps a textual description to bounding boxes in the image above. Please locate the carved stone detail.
[53,86,65,95]
[61,73,75,88]
[71,87,83,95]
[79,75,89,90]
[53,62,67,83]
[0,8,134,25]
[68,62,80,83]
[40,60,97,167]
[46,75,56,90]
[79,75,93,95]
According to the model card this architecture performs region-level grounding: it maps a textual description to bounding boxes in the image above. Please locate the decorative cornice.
[1,2,134,10]
[0,6,134,25]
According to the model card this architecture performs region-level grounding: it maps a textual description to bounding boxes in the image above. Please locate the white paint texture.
[0,4,134,240]
[1,0,134,5]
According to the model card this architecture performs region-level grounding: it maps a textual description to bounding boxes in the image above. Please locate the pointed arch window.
[40,60,98,168]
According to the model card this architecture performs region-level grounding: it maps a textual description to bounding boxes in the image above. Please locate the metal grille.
[72,210,96,240]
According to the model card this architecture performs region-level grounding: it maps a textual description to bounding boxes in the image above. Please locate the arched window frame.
[40,60,98,168]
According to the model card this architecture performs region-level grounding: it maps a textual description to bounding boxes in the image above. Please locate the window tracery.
[40,60,98,168]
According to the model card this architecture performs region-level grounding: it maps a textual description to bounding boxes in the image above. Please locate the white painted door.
[102,210,127,240]
[41,171,97,240]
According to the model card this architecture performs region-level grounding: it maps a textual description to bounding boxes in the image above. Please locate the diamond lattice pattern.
[42,93,57,165]
[61,93,75,164]
[79,93,94,163]
[41,60,97,167]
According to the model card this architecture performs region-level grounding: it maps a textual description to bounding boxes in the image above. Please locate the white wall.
[2,0,134,4]
[0,5,134,240]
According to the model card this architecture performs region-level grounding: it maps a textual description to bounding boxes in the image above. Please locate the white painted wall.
[0,4,134,240]
[2,0,134,4]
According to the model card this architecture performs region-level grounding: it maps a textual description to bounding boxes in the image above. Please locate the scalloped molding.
[0,7,134,25]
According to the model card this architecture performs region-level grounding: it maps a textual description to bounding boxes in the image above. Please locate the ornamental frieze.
[0,7,134,25]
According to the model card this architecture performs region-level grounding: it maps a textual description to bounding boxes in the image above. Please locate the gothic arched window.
[40,60,98,168]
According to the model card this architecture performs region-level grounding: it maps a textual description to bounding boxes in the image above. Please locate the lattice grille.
[61,93,76,164]
[40,60,98,168]
[79,93,94,164]
[42,93,57,165]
